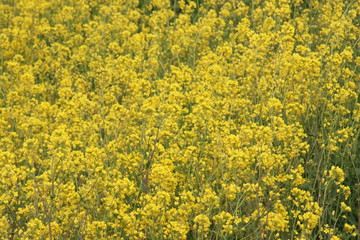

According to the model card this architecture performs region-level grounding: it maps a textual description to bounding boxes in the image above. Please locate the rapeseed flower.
[0,0,358,239]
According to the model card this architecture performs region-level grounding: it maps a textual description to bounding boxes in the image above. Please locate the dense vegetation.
[0,0,359,239]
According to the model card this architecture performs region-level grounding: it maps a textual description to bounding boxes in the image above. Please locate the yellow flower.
[193,214,211,235]
[340,202,351,212]
[328,166,345,185]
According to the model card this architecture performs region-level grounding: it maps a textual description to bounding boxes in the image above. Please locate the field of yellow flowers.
[0,0,359,239]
